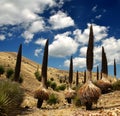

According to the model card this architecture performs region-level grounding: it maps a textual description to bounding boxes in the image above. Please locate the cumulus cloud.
[49,11,75,29]
[92,5,97,12]
[95,15,102,19]
[73,23,108,44]
[0,0,68,43]
[49,31,79,57]
[64,57,86,70]
[34,48,42,57]
[35,38,47,46]
[0,0,56,26]
[0,35,6,41]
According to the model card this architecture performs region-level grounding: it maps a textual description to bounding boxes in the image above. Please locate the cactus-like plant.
[83,70,86,83]
[76,71,79,87]
[86,25,94,80]
[65,56,76,104]
[96,47,111,93]
[14,44,22,82]
[77,81,101,110]
[114,59,116,78]
[101,46,108,78]
[34,39,49,108]
[97,66,99,80]
[77,25,101,110]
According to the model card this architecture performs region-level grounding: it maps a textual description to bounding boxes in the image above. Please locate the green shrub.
[34,71,41,81]
[0,79,24,116]
[47,93,59,105]
[6,68,14,79]
[50,77,54,81]
[0,65,5,76]
[112,80,120,90]
[56,84,66,91]
[51,82,57,90]
[73,96,81,107]
[47,80,52,88]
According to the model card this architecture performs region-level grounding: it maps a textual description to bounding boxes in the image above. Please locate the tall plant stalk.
[101,46,108,78]
[97,66,99,80]
[76,70,79,87]
[41,39,49,88]
[14,44,22,82]
[69,56,73,88]
[86,25,94,80]
[114,59,116,78]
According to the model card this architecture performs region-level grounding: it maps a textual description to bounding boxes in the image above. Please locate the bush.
[6,68,14,79]
[47,93,59,105]
[112,80,120,90]
[0,65,5,76]
[34,71,41,81]
[0,79,24,116]
[51,82,57,90]
[50,77,54,81]
[73,96,82,107]
[56,84,66,91]
[47,80,52,88]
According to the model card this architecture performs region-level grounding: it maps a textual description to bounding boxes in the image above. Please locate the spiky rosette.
[34,88,49,100]
[64,88,76,99]
[78,81,101,104]
[96,78,112,93]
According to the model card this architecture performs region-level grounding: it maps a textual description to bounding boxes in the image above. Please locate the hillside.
[0,52,120,116]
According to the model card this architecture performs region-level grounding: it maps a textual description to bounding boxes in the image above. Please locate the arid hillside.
[1,52,120,116]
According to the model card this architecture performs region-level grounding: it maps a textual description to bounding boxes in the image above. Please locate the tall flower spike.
[86,25,94,80]
[101,46,108,78]
[14,44,22,82]
[69,56,73,88]
[41,39,49,88]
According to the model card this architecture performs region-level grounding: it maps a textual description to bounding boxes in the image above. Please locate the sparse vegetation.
[47,93,59,105]
[0,79,24,116]
[112,80,120,90]
[6,68,14,79]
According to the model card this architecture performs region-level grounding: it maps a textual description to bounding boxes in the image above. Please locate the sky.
[0,0,120,78]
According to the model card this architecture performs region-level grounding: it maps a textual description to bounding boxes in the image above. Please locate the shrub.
[112,80,120,90]
[0,65,5,76]
[56,84,66,91]
[34,71,41,81]
[50,77,54,81]
[6,68,14,79]
[0,79,24,116]
[73,96,82,107]
[50,82,57,90]
[47,80,52,88]
[47,93,59,105]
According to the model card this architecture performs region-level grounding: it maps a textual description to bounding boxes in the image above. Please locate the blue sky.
[0,0,120,78]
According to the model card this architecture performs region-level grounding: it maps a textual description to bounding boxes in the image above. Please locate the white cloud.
[73,23,108,44]
[49,11,75,29]
[0,0,56,26]
[92,5,97,12]
[0,35,6,41]
[35,38,47,46]
[34,48,42,57]
[64,57,86,70]
[102,37,120,65]
[22,31,34,43]
[28,20,45,33]
[0,0,65,43]
[95,15,102,19]
[49,31,79,57]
